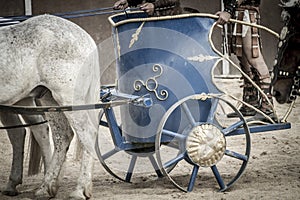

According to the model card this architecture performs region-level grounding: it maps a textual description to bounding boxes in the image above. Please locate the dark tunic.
[224,0,262,58]
[224,0,261,16]
[127,0,182,16]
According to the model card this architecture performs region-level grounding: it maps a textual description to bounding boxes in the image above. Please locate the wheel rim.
[155,94,251,192]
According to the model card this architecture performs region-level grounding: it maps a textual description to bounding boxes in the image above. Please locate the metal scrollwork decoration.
[134,64,168,101]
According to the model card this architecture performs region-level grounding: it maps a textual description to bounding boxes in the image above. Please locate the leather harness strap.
[0,120,48,130]
[0,99,133,115]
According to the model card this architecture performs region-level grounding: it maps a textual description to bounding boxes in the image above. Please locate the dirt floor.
[0,78,299,200]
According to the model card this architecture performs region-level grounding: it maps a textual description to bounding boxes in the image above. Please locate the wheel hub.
[186,123,226,167]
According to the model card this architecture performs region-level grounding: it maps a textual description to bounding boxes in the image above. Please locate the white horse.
[0,14,100,199]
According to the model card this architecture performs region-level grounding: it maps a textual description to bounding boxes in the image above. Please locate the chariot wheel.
[95,107,164,183]
[155,94,251,192]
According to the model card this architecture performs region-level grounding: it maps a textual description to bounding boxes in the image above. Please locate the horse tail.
[27,131,42,176]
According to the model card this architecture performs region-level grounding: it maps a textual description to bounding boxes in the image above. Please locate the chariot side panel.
[109,13,221,143]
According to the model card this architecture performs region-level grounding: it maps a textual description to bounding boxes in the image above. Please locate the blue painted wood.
[226,122,291,136]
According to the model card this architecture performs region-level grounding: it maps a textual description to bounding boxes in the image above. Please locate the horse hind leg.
[35,111,74,198]
[64,108,99,199]
[21,114,52,176]
[0,112,26,196]
[69,148,94,200]
[24,97,52,175]
[34,91,74,198]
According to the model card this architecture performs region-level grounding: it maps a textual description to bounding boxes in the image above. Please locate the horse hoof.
[35,185,52,199]
[2,190,19,196]
[68,190,88,200]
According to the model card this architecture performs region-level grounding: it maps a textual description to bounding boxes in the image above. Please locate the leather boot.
[255,81,275,120]
[227,77,259,118]
[260,88,274,115]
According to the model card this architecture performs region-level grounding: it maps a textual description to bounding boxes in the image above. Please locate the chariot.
[95,12,291,192]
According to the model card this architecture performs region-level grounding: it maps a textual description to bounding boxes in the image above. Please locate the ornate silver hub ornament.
[186,124,226,167]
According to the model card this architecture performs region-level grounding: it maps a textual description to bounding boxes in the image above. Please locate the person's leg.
[241,25,274,115]
[227,56,259,117]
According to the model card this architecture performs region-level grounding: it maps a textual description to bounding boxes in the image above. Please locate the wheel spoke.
[182,102,197,126]
[125,155,137,182]
[149,155,163,177]
[187,165,199,192]
[222,120,245,136]
[211,165,226,190]
[162,129,186,141]
[163,153,185,169]
[225,149,248,161]
[207,99,219,123]
[102,148,119,160]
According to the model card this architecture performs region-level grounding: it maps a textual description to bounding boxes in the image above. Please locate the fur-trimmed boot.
[257,80,275,118]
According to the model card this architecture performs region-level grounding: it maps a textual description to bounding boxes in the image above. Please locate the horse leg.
[69,148,94,200]
[0,112,26,196]
[35,105,96,200]
[64,108,99,199]
[34,112,74,198]
[21,114,51,175]
[21,98,52,175]
[16,97,52,176]
[35,92,74,198]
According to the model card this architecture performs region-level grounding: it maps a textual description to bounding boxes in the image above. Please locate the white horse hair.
[0,14,100,199]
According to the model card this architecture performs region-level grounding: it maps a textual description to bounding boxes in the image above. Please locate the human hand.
[140,3,155,16]
[216,11,231,25]
[237,0,244,6]
[113,0,128,10]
